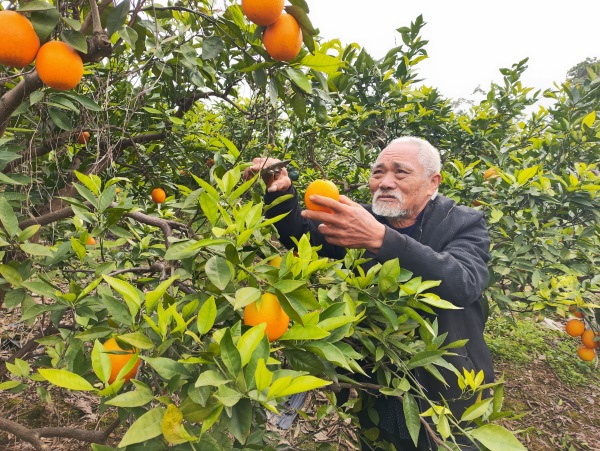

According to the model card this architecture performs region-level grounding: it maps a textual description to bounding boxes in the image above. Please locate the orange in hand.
[243,293,289,342]
[304,179,339,214]
[263,13,303,62]
[103,337,141,383]
[151,187,166,203]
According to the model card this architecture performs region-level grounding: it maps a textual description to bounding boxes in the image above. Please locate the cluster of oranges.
[0,10,83,90]
[565,313,598,362]
[241,0,303,62]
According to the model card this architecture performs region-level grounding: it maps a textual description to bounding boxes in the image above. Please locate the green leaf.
[237,324,266,367]
[163,238,231,260]
[117,26,138,48]
[102,275,142,318]
[98,184,116,213]
[301,53,344,74]
[205,255,233,291]
[234,287,261,310]
[220,330,242,377]
[62,93,102,111]
[92,340,110,384]
[145,275,180,312]
[288,0,309,13]
[48,109,72,131]
[303,341,351,370]
[19,243,53,257]
[197,296,217,335]
[118,331,154,349]
[405,350,445,370]
[229,399,252,444]
[279,324,329,341]
[276,375,330,397]
[254,358,273,392]
[470,424,526,451]
[0,197,20,237]
[0,264,23,287]
[202,36,224,60]
[403,393,421,445]
[38,369,95,391]
[18,1,56,11]
[118,407,165,447]
[285,5,315,34]
[61,30,88,54]
[142,357,190,380]
[379,258,400,295]
[105,380,154,407]
[516,166,538,186]
[162,404,194,445]
[106,0,130,37]
[74,171,101,196]
[17,225,41,242]
[214,385,242,407]
[29,8,60,41]
[461,398,493,422]
[582,110,596,129]
[285,67,312,94]
[195,370,231,388]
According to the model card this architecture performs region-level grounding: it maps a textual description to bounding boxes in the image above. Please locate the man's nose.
[378,173,396,190]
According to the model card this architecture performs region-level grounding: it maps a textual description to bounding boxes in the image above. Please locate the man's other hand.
[243,157,292,193]
[301,195,386,253]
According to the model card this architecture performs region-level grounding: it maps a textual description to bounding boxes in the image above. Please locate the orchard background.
[0,0,599,450]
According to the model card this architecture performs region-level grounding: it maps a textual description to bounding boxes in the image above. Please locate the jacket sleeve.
[368,211,490,308]
[264,185,346,259]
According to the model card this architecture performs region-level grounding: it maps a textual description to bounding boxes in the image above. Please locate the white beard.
[372,190,412,218]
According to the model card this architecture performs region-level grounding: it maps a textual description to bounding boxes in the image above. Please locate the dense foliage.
[0,0,598,449]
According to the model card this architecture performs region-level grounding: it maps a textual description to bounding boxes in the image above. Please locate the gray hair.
[388,136,441,178]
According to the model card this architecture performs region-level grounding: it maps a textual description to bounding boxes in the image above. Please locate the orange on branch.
[151,187,166,203]
[304,179,339,214]
[86,236,96,245]
[581,329,598,349]
[103,337,141,383]
[77,131,90,144]
[243,292,289,341]
[268,256,282,268]
[241,0,284,26]
[35,41,84,91]
[577,346,596,362]
[263,13,303,62]
[0,11,40,68]
[565,319,585,337]
[483,167,499,181]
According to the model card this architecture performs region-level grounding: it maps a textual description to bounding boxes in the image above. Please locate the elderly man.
[246,136,494,450]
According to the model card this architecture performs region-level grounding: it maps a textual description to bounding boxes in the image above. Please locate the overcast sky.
[308,1,599,101]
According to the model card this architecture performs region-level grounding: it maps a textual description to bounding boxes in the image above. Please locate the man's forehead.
[375,143,420,165]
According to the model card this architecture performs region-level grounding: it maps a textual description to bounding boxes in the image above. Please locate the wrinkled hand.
[301,195,386,253]
[243,157,292,193]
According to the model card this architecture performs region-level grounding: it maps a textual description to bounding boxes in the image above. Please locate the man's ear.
[429,173,441,194]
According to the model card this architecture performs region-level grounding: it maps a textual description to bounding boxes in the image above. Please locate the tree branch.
[0,416,120,450]
[0,72,43,136]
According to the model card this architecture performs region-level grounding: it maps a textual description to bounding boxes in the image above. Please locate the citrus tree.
[0,0,597,449]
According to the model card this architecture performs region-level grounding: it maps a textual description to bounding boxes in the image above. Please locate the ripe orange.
[103,337,141,383]
[263,13,303,62]
[268,256,282,268]
[565,319,585,337]
[115,187,120,194]
[35,41,84,91]
[0,11,40,68]
[243,292,289,341]
[577,346,596,362]
[483,167,499,181]
[569,305,584,318]
[581,329,599,349]
[151,187,166,203]
[77,131,90,144]
[86,236,96,245]
[304,179,339,214]
[241,0,284,26]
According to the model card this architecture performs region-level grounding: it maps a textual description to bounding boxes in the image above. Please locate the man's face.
[369,143,440,220]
